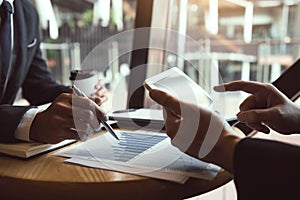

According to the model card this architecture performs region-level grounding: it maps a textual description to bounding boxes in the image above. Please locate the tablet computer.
[144,67,212,107]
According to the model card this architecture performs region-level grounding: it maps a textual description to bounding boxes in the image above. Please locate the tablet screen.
[145,68,212,107]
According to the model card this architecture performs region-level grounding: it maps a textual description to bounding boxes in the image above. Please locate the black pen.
[72,85,119,140]
[112,108,136,114]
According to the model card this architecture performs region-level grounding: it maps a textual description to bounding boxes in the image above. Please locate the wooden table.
[0,141,232,200]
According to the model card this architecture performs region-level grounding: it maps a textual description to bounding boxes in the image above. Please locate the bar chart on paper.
[55,130,220,183]
[54,131,168,163]
[112,132,167,162]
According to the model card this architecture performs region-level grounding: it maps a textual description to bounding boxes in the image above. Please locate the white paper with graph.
[54,130,220,183]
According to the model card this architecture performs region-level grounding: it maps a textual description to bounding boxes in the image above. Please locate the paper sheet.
[65,157,189,183]
[54,130,220,183]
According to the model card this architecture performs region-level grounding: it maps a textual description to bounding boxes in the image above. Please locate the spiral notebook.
[54,130,220,183]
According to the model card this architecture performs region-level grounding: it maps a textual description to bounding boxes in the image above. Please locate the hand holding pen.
[30,92,101,144]
[29,84,112,144]
[73,85,119,140]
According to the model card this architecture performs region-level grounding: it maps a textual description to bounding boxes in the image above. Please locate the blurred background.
[28,0,300,109]
[26,1,300,198]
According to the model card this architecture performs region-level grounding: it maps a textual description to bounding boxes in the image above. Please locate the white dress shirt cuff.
[14,108,40,142]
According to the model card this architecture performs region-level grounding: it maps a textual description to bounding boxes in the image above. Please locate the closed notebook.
[0,140,75,158]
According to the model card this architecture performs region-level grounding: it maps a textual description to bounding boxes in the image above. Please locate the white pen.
[72,85,119,140]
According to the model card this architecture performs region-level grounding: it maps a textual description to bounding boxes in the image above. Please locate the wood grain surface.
[0,141,232,200]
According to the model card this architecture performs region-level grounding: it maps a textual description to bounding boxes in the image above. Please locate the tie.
[0,1,13,99]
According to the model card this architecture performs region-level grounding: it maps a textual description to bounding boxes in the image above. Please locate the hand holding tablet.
[144,67,212,107]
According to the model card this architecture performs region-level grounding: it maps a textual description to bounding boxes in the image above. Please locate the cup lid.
[70,70,97,80]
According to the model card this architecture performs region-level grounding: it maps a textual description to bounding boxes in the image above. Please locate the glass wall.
[147,0,300,82]
[144,0,300,115]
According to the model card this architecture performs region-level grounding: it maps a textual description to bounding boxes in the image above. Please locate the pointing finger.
[214,81,265,94]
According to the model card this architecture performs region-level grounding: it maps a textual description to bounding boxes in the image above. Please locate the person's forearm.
[214,134,240,173]
[204,128,241,174]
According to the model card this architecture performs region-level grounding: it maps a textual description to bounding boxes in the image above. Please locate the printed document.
[54,130,220,183]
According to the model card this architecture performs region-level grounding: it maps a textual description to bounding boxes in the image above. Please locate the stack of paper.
[54,130,220,184]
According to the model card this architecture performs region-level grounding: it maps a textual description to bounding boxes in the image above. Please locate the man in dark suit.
[149,80,300,199]
[0,0,106,143]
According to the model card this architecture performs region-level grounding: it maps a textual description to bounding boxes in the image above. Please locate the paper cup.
[70,70,98,95]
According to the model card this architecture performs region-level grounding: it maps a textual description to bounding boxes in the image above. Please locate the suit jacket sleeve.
[234,138,300,200]
[21,10,69,105]
[0,105,33,142]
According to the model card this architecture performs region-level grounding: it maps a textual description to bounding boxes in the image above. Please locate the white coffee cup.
[70,70,98,95]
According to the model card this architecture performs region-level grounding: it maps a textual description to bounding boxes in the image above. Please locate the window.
[128,0,300,117]
[35,0,138,111]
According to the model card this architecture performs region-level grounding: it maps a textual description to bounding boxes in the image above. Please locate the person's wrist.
[219,133,240,173]
[205,128,240,173]
[29,111,43,142]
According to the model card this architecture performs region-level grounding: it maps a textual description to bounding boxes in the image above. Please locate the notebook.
[0,140,75,158]
[0,120,117,158]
